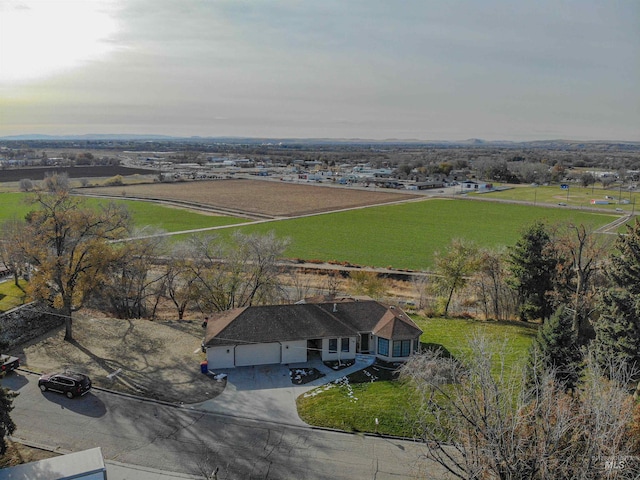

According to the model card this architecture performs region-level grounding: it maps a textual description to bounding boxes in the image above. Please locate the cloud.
[2,0,638,140]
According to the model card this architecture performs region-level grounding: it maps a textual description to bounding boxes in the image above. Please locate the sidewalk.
[188,354,375,426]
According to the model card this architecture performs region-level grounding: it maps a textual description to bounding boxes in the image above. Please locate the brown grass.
[11,309,225,404]
[82,178,419,217]
[0,440,58,468]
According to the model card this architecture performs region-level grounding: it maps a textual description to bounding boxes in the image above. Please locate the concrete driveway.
[187,355,375,426]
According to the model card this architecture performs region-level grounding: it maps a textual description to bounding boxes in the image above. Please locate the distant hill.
[1,134,638,151]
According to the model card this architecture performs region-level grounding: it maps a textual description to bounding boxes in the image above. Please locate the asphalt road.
[2,372,440,479]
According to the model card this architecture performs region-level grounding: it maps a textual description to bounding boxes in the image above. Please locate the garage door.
[235,343,281,367]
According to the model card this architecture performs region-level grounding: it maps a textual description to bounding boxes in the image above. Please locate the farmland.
[224,199,617,269]
[81,179,419,217]
[0,192,245,232]
[0,165,153,183]
[0,180,621,270]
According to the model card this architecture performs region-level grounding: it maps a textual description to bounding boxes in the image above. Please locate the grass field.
[1,192,620,270]
[0,192,245,232]
[480,184,638,212]
[225,199,618,269]
[296,316,536,436]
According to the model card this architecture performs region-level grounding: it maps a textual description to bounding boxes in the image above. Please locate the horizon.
[1,133,639,145]
[1,1,639,142]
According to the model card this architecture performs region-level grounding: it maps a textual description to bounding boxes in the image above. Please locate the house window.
[378,337,389,356]
[393,340,412,357]
[328,338,338,353]
[341,338,350,352]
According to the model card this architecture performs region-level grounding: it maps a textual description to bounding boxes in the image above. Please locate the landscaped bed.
[289,367,325,385]
[323,359,355,371]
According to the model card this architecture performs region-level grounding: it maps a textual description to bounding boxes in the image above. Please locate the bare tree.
[188,231,289,312]
[0,218,29,287]
[400,337,639,480]
[163,241,201,319]
[552,223,609,340]
[281,270,315,303]
[18,178,33,191]
[324,271,341,297]
[42,171,70,192]
[100,228,168,318]
[471,248,517,320]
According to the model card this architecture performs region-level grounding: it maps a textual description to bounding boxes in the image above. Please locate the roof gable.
[372,308,423,339]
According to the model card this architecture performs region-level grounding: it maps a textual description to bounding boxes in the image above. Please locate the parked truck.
[0,354,19,377]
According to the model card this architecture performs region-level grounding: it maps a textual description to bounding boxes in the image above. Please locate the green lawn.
[0,279,29,312]
[228,199,617,269]
[296,316,537,437]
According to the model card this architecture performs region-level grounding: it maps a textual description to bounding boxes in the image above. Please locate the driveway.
[188,355,375,426]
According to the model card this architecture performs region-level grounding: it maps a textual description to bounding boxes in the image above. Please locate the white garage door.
[235,343,281,367]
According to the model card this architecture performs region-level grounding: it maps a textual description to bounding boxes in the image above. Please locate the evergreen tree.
[609,219,640,295]
[508,222,557,322]
[592,219,640,374]
[528,306,582,391]
[592,290,640,372]
[0,387,17,455]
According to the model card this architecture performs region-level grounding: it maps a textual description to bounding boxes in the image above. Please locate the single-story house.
[461,180,493,191]
[203,299,423,369]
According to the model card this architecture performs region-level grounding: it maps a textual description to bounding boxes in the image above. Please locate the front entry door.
[360,333,369,353]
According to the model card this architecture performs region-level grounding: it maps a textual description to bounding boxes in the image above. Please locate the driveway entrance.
[190,355,375,426]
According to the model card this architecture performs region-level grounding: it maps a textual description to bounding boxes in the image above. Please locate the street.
[2,372,439,479]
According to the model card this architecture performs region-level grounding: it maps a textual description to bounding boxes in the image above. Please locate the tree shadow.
[0,371,28,391]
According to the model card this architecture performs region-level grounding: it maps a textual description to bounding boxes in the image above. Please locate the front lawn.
[0,279,29,312]
[296,316,537,437]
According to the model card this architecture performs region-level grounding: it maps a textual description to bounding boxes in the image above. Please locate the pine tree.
[528,306,583,391]
[609,219,640,295]
[592,290,640,371]
[508,221,557,322]
[593,219,640,373]
[0,387,17,455]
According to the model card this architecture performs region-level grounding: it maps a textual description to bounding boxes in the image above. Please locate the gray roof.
[204,300,422,347]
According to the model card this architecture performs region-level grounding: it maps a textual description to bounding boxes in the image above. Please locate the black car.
[38,371,92,398]
[0,354,20,377]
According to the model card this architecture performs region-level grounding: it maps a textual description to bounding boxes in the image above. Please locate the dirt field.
[10,309,225,404]
[82,178,420,217]
[0,166,152,183]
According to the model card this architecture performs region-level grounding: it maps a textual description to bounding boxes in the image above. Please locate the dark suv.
[38,371,92,398]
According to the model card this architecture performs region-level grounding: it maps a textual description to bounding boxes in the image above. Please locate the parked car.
[0,354,20,377]
[38,371,92,398]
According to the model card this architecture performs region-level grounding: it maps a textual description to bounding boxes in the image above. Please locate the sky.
[0,0,638,141]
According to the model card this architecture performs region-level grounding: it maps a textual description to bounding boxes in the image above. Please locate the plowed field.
[82,179,420,217]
